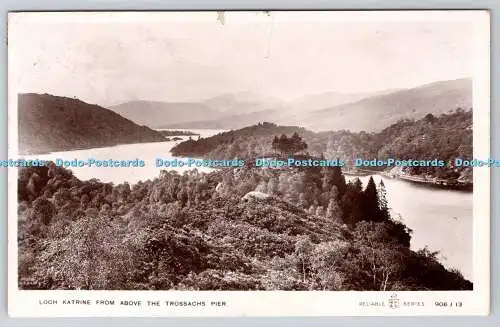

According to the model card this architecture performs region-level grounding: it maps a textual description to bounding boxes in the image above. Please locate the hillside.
[18,163,472,290]
[171,122,312,158]
[109,100,221,128]
[171,109,472,182]
[298,78,472,132]
[18,93,166,155]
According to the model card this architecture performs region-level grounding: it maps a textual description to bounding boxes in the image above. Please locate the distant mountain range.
[108,100,222,128]
[285,88,402,114]
[112,78,471,132]
[203,91,282,115]
[163,109,282,130]
[293,78,472,132]
[18,93,166,155]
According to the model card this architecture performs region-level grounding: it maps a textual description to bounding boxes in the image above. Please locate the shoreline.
[343,168,473,192]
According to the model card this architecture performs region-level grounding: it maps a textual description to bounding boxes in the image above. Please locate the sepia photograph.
[7,11,490,316]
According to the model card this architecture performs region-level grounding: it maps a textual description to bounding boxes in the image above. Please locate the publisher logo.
[388,293,400,309]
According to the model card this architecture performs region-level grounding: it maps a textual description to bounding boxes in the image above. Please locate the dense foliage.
[172,109,472,181]
[272,133,308,155]
[18,93,166,155]
[18,162,471,291]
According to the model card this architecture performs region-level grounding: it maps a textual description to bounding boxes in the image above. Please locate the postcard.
[7,10,490,316]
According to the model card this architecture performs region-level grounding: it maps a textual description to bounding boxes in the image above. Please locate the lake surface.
[22,128,473,280]
[23,129,223,184]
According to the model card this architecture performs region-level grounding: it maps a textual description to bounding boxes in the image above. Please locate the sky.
[8,11,481,107]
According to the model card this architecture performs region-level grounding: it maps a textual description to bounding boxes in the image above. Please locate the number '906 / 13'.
[435,301,463,307]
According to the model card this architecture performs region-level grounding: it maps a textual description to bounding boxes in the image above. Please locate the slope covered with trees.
[172,109,472,181]
[171,122,312,158]
[18,162,471,291]
[319,108,473,181]
[18,93,166,154]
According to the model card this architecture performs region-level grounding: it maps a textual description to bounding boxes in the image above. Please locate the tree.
[353,178,363,193]
[294,236,314,283]
[271,136,280,154]
[377,180,390,221]
[31,198,56,225]
[424,113,436,122]
[288,132,308,154]
[341,180,363,226]
[326,198,342,222]
[363,176,382,222]
[310,241,347,290]
[321,166,346,197]
[271,133,308,156]
[352,221,406,290]
[53,188,71,207]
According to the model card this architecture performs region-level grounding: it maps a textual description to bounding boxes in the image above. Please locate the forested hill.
[318,108,472,180]
[171,109,472,180]
[171,122,312,158]
[18,93,166,155]
[18,162,471,290]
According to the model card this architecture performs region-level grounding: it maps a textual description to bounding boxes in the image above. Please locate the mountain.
[109,93,282,130]
[285,89,401,114]
[167,91,393,129]
[203,91,282,115]
[18,93,166,155]
[297,78,472,132]
[163,91,388,129]
[108,100,221,128]
[162,109,284,130]
[159,78,471,132]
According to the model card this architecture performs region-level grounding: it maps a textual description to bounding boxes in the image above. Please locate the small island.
[158,130,200,137]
